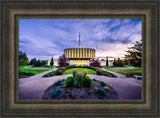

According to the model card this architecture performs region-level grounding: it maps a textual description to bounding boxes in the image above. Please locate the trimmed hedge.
[19,71,35,76]
[83,76,93,87]
[96,88,106,97]
[65,76,74,87]
[43,65,116,77]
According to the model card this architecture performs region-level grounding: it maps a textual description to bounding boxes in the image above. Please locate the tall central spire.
[79,32,81,48]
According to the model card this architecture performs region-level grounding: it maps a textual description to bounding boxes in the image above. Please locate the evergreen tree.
[19,51,29,65]
[29,58,37,65]
[113,58,117,67]
[125,40,142,67]
[34,60,41,67]
[50,57,54,67]
[106,56,108,66]
[117,58,123,67]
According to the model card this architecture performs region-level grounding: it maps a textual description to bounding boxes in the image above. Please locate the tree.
[19,51,29,65]
[106,56,108,66]
[113,58,117,67]
[92,59,100,67]
[41,60,47,66]
[58,54,67,67]
[34,60,41,67]
[117,58,123,67]
[125,40,142,67]
[29,58,37,65]
[113,58,123,67]
[50,57,54,67]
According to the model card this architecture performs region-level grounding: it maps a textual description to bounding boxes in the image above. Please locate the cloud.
[19,19,141,60]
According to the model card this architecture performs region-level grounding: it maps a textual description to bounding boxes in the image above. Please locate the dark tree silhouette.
[125,40,142,67]
[19,51,29,65]
[58,54,67,67]
[92,59,100,67]
[50,57,54,67]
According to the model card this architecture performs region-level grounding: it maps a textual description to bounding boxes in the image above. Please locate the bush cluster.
[104,86,111,92]
[96,88,106,97]
[83,75,93,87]
[29,58,47,67]
[65,76,74,87]
[51,88,62,97]
[52,79,65,87]
[43,65,116,77]
[55,69,63,75]
[96,70,103,75]
[91,59,100,67]
[19,71,35,76]
[100,81,106,87]
[43,71,54,77]
[65,69,93,88]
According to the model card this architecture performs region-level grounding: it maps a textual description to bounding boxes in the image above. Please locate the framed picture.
[0,0,159,117]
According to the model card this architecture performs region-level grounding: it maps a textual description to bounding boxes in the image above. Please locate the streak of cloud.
[19,19,141,60]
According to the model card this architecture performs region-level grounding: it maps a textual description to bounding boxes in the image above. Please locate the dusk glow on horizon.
[19,19,142,60]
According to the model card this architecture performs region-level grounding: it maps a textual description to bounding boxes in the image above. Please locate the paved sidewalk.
[19,68,57,85]
[19,70,141,99]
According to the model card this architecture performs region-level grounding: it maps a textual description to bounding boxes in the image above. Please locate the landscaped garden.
[105,66,141,75]
[43,65,116,77]
[64,68,95,75]
[42,69,119,99]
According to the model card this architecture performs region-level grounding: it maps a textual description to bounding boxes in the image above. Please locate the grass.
[105,66,141,75]
[64,68,95,75]
[19,65,54,74]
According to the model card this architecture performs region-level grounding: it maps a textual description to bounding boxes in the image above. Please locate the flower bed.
[42,69,119,99]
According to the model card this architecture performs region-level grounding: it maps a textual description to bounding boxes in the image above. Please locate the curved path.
[19,71,141,99]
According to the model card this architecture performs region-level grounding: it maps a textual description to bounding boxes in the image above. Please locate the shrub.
[93,78,97,81]
[58,54,67,67]
[73,72,83,88]
[98,80,101,83]
[72,69,78,78]
[52,79,65,86]
[72,69,89,88]
[65,76,74,87]
[43,71,53,77]
[34,60,41,67]
[19,71,35,76]
[103,71,110,76]
[96,70,103,75]
[100,81,107,87]
[92,59,100,67]
[104,86,111,92]
[51,88,62,97]
[60,67,66,71]
[96,88,106,97]
[83,76,93,87]
[26,72,35,76]
[81,70,87,78]
[55,69,63,75]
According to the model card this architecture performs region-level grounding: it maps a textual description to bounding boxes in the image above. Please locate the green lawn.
[64,68,95,75]
[105,66,142,75]
[19,65,54,74]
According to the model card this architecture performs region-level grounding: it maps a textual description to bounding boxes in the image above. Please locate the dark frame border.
[0,0,159,117]
[15,14,146,104]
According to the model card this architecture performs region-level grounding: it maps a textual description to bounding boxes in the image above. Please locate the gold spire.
[79,32,81,48]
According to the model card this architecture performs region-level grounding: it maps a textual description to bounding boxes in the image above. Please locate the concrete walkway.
[19,70,141,99]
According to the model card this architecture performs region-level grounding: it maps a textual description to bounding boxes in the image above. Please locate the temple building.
[64,32,96,65]
[47,33,114,66]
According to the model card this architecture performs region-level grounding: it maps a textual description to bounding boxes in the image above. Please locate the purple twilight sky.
[19,19,142,60]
